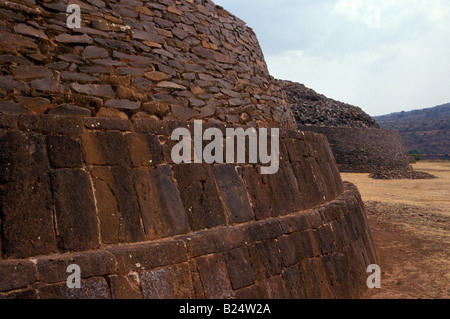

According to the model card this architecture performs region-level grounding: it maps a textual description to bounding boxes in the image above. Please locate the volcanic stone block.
[81,131,130,166]
[133,166,188,240]
[301,230,321,258]
[282,138,304,162]
[306,157,328,200]
[108,275,143,299]
[196,254,233,299]
[329,252,353,299]
[316,224,337,255]
[320,255,342,298]
[307,211,324,229]
[282,266,307,299]
[266,276,287,299]
[315,160,341,200]
[298,259,326,299]
[0,102,31,114]
[0,288,38,299]
[10,65,53,80]
[125,133,164,167]
[46,135,83,168]
[278,232,306,267]
[212,164,254,223]
[0,76,31,93]
[71,83,115,99]
[35,250,116,284]
[291,159,323,208]
[173,164,227,231]
[0,260,37,292]
[223,248,255,290]
[241,165,279,220]
[50,169,99,252]
[267,161,305,216]
[90,166,145,244]
[310,258,334,299]
[84,118,132,131]
[0,131,57,258]
[48,104,92,117]
[244,220,283,243]
[141,263,195,299]
[16,114,84,135]
[0,114,18,129]
[209,227,248,252]
[247,240,283,281]
[15,96,51,114]
[109,240,187,274]
[82,46,109,59]
[333,217,352,248]
[233,282,270,299]
[31,78,66,94]
[38,277,111,299]
[184,232,217,258]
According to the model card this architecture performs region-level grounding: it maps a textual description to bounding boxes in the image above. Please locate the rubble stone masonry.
[0,0,295,128]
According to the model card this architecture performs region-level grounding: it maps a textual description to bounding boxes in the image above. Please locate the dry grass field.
[341,161,450,299]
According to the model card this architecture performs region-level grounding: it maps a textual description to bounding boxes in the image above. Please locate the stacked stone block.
[0,114,377,299]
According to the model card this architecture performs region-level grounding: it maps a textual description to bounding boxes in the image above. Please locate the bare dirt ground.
[341,161,450,299]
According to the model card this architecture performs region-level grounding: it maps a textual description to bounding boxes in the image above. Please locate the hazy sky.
[214,0,450,116]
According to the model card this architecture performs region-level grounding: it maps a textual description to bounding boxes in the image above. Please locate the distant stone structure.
[281,80,412,173]
[0,0,377,299]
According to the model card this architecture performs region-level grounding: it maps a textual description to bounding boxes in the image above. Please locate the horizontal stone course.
[299,126,412,173]
[0,181,376,299]
[0,113,376,299]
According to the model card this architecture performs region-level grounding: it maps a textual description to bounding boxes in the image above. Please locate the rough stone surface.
[0,0,295,128]
[299,126,412,173]
[0,0,380,300]
[281,80,379,129]
[282,80,413,173]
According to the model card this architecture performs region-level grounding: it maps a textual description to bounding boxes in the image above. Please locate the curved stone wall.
[0,114,377,299]
[298,125,411,173]
[0,0,295,128]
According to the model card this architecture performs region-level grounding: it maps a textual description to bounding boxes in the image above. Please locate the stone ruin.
[0,0,377,299]
[281,80,414,175]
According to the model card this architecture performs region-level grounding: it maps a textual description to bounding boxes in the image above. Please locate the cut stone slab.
[96,107,129,119]
[0,102,31,114]
[31,78,66,93]
[144,71,171,81]
[156,81,186,90]
[15,96,51,113]
[61,72,99,82]
[55,33,93,44]
[0,76,30,93]
[71,83,115,99]
[105,99,141,110]
[11,66,53,80]
[114,67,144,76]
[48,104,92,117]
[82,46,109,59]
[142,101,170,117]
[171,105,199,121]
[13,23,49,40]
